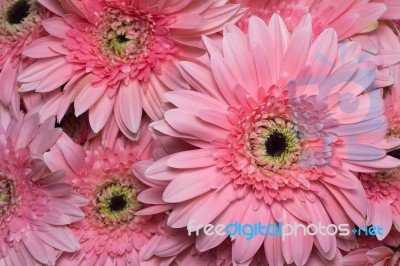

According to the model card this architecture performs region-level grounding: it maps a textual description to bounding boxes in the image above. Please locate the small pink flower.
[342,230,400,266]
[351,22,400,89]
[19,0,245,144]
[45,118,167,265]
[354,36,400,240]
[359,170,400,239]
[0,0,50,118]
[230,0,400,89]
[0,107,86,265]
[230,0,388,39]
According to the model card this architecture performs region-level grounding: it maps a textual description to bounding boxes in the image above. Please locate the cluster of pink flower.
[1,0,400,265]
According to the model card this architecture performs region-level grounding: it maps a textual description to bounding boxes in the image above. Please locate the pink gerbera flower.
[0,107,86,265]
[342,229,400,266]
[0,0,50,118]
[44,119,167,265]
[18,0,244,144]
[143,15,400,265]
[351,21,400,89]
[359,170,400,240]
[229,0,400,88]
[355,52,400,240]
[229,0,388,39]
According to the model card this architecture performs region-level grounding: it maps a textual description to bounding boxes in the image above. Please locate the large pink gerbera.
[18,0,245,143]
[44,119,167,265]
[0,0,50,118]
[0,106,86,265]
[143,15,400,265]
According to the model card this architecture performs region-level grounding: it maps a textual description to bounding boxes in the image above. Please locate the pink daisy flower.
[229,0,400,88]
[384,60,400,135]
[18,0,245,143]
[355,52,400,240]
[0,0,50,118]
[351,21,400,89]
[0,107,86,265]
[342,229,400,266]
[229,0,388,39]
[359,170,400,240]
[143,15,400,265]
[44,118,167,265]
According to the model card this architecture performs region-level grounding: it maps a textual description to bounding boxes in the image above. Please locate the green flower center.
[5,0,30,25]
[108,32,132,57]
[246,117,301,171]
[98,9,155,60]
[257,120,298,163]
[95,182,142,225]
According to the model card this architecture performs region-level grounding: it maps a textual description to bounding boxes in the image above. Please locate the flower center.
[95,181,142,225]
[265,131,288,157]
[0,176,14,218]
[388,127,400,138]
[5,0,30,25]
[116,34,129,44]
[109,194,127,212]
[247,116,300,170]
[99,10,155,60]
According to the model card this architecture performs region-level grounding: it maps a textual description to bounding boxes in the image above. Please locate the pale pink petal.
[74,83,107,116]
[163,166,217,202]
[38,0,66,16]
[115,80,142,134]
[89,94,115,133]
[42,17,71,39]
[370,200,392,240]
[0,59,18,106]
[56,134,86,174]
[166,149,217,168]
[36,227,80,252]
[23,36,64,58]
